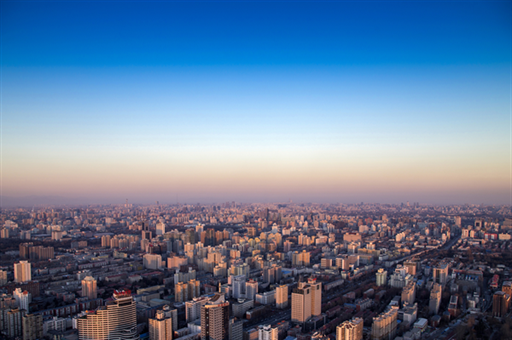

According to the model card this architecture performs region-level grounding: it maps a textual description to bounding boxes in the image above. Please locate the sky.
[0,0,511,205]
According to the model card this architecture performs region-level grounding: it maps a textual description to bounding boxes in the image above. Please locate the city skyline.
[1,1,510,205]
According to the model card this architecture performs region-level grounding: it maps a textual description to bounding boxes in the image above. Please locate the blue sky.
[1,1,510,204]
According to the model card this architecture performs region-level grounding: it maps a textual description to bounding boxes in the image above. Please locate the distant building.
[493,291,511,317]
[149,309,173,340]
[201,293,230,340]
[370,306,398,340]
[376,269,387,287]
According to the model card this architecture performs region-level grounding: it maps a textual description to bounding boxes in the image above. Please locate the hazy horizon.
[1,1,510,206]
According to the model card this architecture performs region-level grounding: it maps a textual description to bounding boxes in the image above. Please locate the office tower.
[201,293,230,340]
[186,297,209,322]
[370,306,398,340]
[22,313,43,340]
[493,291,511,317]
[291,283,311,323]
[232,275,246,299]
[433,263,449,285]
[81,276,98,300]
[276,285,288,309]
[376,269,387,287]
[7,308,25,338]
[149,309,173,340]
[77,290,138,340]
[175,282,189,303]
[307,278,322,316]
[401,281,416,306]
[336,317,363,340]
[13,288,31,312]
[246,280,258,301]
[144,254,163,269]
[429,283,442,315]
[258,325,278,340]
[156,222,167,236]
[14,261,31,283]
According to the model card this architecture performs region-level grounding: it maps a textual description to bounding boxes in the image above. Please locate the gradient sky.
[1,1,511,205]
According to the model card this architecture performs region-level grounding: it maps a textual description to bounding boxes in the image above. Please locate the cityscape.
[1,1,511,340]
[0,202,511,340]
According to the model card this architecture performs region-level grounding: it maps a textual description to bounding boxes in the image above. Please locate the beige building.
[81,276,97,300]
[276,285,288,309]
[336,317,363,340]
[371,306,398,340]
[77,290,138,340]
[14,261,31,283]
[149,309,173,340]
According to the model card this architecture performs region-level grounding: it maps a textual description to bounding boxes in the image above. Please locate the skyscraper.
[232,275,246,299]
[186,297,209,322]
[201,293,230,340]
[429,283,442,315]
[14,261,31,283]
[276,285,288,309]
[401,281,416,306]
[77,290,138,340]
[81,276,97,300]
[336,317,363,340]
[149,309,173,340]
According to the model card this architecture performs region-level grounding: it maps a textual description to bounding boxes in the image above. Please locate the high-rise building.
[0,269,7,285]
[258,325,278,340]
[13,288,31,312]
[149,309,173,340]
[201,293,230,340]
[6,308,25,338]
[376,269,387,287]
[144,254,163,270]
[493,291,511,317]
[336,317,363,340]
[186,297,209,322]
[77,290,138,340]
[22,313,43,340]
[401,281,416,306]
[175,282,189,303]
[291,283,311,323]
[502,281,512,297]
[370,306,398,340]
[189,279,201,300]
[307,278,322,316]
[276,285,288,309]
[229,318,243,340]
[156,222,167,236]
[433,264,449,285]
[246,280,258,301]
[14,261,31,283]
[232,275,246,299]
[82,276,97,300]
[404,261,417,276]
[429,283,442,315]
